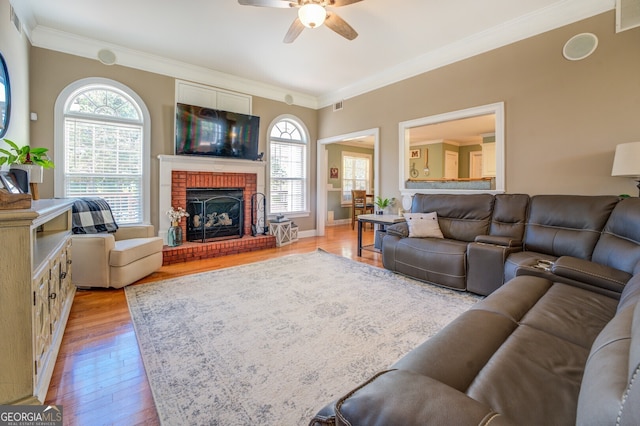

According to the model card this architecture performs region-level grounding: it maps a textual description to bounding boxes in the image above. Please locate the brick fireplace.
[159,155,274,264]
[171,170,256,237]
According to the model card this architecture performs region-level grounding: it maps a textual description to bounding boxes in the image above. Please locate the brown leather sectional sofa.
[383,194,639,297]
[310,194,640,426]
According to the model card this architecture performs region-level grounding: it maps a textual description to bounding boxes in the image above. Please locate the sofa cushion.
[388,237,469,290]
[405,212,443,238]
[523,195,619,259]
[592,197,640,275]
[410,193,494,242]
[110,237,164,267]
[489,193,529,239]
[110,252,163,289]
[392,308,518,390]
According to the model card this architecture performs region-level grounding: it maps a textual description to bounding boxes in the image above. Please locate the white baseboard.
[326,219,350,226]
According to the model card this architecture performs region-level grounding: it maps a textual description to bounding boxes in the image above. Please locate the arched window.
[55,78,150,224]
[269,116,309,215]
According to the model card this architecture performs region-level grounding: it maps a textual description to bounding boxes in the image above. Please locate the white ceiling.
[11,0,614,108]
[410,114,496,146]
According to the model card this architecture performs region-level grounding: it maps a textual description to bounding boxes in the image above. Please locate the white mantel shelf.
[157,154,267,244]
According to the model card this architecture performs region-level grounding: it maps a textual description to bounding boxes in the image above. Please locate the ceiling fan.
[238,0,362,43]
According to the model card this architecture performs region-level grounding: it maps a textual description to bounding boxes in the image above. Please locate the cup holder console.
[532,259,554,271]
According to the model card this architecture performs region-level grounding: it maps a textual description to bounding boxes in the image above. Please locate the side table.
[269,220,293,247]
[357,214,405,256]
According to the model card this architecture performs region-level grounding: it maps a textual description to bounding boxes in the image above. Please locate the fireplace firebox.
[186,188,243,242]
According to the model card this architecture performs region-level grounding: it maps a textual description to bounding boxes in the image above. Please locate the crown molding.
[316,0,615,108]
[29,26,319,109]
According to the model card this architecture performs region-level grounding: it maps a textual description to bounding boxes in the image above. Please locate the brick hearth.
[162,235,275,265]
[164,170,275,264]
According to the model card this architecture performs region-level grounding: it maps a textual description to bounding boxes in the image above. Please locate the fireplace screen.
[186,188,243,242]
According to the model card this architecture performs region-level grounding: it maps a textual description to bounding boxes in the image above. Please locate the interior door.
[470,151,483,178]
[444,151,459,179]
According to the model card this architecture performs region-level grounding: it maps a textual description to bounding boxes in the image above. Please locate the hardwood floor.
[45,224,379,425]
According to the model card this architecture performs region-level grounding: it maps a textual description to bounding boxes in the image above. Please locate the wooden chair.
[351,189,374,229]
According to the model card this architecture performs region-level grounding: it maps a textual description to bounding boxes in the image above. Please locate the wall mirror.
[398,102,504,207]
[0,52,10,139]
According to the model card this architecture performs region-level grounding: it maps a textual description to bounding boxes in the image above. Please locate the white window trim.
[54,77,151,224]
[267,114,311,218]
[341,151,373,206]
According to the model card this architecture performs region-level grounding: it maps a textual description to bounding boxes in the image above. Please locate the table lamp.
[611,141,640,196]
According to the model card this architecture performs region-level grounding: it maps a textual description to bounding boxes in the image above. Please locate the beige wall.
[0,0,30,146]
[28,49,318,232]
[318,11,640,199]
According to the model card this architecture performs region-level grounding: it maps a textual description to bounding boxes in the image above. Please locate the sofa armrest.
[317,369,514,426]
[552,256,632,294]
[114,224,156,241]
[71,233,116,288]
[386,222,409,238]
[467,242,522,296]
[475,235,523,248]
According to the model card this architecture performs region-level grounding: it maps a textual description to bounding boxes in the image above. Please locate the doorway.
[317,128,380,237]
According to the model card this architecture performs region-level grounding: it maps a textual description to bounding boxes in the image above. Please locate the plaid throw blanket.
[72,198,119,234]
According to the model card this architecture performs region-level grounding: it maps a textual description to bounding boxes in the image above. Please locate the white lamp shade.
[298,4,327,28]
[612,141,640,177]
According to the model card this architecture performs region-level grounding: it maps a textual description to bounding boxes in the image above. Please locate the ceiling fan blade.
[325,12,358,40]
[328,0,363,7]
[238,0,294,8]
[283,18,305,43]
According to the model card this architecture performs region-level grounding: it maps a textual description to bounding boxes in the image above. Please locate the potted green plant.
[374,196,395,215]
[0,139,54,169]
[1,139,54,199]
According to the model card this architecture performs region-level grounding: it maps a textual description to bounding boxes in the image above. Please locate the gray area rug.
[125,249,480,425]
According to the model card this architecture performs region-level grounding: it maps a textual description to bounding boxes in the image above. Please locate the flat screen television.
[175,103,260,160]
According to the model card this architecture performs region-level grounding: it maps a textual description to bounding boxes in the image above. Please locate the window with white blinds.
[62,85,145,224]
[342,152,371,203]
[269,118,308,214]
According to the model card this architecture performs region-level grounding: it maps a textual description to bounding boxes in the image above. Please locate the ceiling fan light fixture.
[298,3,327,29]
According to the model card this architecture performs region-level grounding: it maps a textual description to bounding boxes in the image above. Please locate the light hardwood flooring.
[45,224,379,425]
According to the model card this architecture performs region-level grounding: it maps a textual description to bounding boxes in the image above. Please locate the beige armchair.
[72,224,164,289]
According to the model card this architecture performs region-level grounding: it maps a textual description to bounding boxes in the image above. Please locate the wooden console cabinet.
[0,199,75,404]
